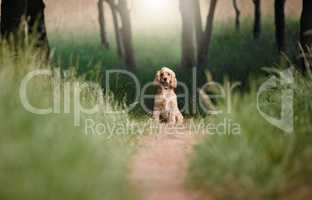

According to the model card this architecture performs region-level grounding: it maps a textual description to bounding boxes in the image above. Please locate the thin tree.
[118,0,136,71]
[232,0,241,31]
[102,0,136,70]
[274,0,286,53]
[196,0,218,115]
[252,0,261,39]
[198,0,218,68]
[98,0,110,49]
[1,0,49,49]
[180,0,196,68]
[193,0,203,57]
[107,0,124,58]
[179,0,218,114]
[179,0,218,69]
[300,0,312,72]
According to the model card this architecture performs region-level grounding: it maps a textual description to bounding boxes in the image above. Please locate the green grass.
[0,41,141,200]
[187,68,312,199]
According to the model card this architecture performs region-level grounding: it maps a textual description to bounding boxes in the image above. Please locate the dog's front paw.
[176,114,184,124]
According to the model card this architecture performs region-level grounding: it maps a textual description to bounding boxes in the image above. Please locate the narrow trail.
[130,127,206,200]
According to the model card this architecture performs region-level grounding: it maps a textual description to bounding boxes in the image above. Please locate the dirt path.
[130,126,204,200]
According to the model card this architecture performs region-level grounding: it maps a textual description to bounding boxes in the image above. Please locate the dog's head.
[154,67,177,89]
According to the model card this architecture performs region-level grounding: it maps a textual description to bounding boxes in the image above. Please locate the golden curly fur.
[153,67,183,124]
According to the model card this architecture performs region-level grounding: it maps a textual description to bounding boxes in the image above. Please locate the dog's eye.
[160,73,164,76]
[167,73,170,76]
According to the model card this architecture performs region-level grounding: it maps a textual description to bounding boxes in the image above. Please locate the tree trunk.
[300,0,312,72]
[233,0,241,31]
[198,0,218,68]
[274,0,286,53]
[180,0,196,68]
[194,0,218,115]
[1,0,26,36]
[107,1,123,58]
[27,0,49,48]
[98,0,110,49]
[118,0,136,70]
[1,0,49,48]
[193,0,203,60]
[104,0,136,70]
[253,0,261,39]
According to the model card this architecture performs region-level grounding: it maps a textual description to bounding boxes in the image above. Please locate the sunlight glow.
[139,0,173,15]
[134,0,179,29]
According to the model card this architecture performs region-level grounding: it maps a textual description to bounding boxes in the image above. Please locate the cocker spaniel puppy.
[153,67,183,124]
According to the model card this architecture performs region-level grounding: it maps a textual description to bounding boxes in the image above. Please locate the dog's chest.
[156,92,175,110]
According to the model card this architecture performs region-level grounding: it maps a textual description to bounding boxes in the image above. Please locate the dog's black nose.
[164,78,167,81]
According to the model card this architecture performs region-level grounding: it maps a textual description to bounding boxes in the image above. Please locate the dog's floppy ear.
[170,72,177,89]
[154,70,161,85]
